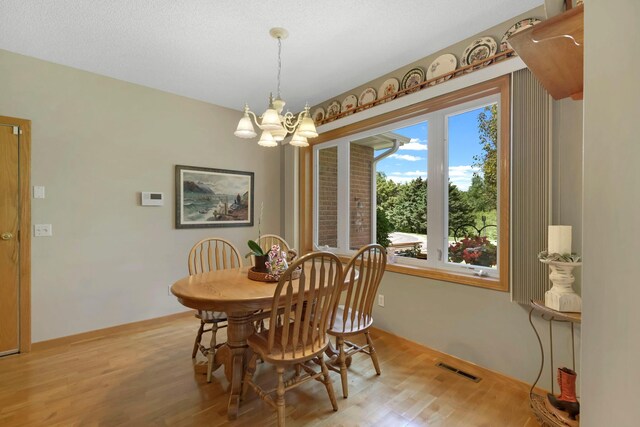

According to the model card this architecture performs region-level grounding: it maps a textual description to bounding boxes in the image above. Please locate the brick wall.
[350,144,373,249]
[317,144,374,250]
[318,147,338,247]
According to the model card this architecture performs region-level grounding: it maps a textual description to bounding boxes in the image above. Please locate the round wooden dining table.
[171,266,307,421]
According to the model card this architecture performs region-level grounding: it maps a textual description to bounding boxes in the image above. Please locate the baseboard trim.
[369,326,547,395]
[31,310,194,352]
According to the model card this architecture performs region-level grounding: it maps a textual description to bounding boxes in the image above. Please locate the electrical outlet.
[378,294,385,307]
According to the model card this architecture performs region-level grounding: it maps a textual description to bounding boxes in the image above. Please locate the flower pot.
[253,254,269,273]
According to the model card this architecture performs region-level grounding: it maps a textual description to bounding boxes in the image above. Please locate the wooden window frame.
[299,76,510,291]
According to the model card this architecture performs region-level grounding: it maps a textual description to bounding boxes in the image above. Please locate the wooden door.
[0,116,30,355]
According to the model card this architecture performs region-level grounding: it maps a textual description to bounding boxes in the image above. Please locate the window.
[308,77,509,290]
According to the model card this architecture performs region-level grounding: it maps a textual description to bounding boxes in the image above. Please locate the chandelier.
[234,27,318,147]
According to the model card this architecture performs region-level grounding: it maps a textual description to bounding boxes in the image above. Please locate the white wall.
[0,49,281,343]
[581,2,640,426]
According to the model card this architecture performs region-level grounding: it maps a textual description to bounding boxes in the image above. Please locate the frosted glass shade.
[258,130,278,147]
[271,126,288,141]
[297,116,318,138]
[260,108,283,131]
[289,132,309,147]
[234,114,257,138]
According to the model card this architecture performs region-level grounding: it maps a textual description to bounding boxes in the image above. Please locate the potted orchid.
[265,245,289,280]
[247,240,269,273]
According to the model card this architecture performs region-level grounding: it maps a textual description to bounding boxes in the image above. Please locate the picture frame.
[175,165,254,229]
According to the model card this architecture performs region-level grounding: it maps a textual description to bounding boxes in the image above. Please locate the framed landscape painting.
[175,165,254,229]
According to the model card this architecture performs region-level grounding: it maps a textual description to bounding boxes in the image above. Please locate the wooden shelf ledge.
[508,5,584,100]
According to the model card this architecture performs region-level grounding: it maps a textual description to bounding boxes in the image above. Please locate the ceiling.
[0,0,541,113]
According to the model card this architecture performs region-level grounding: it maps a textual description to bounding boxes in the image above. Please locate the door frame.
[1,115,31,353]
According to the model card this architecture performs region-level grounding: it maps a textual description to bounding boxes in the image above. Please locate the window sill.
[337,255,507,291]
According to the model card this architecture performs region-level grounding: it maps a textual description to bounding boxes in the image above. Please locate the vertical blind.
[511,69,551,303]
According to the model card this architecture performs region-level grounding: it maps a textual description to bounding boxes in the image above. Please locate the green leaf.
[247,240,265,256]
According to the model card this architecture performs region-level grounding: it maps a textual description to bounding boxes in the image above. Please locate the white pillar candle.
[548,225,572,254]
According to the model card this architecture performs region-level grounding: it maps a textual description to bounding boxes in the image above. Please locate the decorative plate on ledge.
[401,67,425,93]
[500,18,541,52]
[358,87,377,108]
[427,53,458,85]
[377,78,400,103]
[461,36,498,68]
[312,107,325,123]
[326,101,341,118]
[341,94,358,114]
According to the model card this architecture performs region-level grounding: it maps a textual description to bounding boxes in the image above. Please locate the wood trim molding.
[337,254,503,289]
[31,311,193,351]
[299,76,510,291]
[0,116,31,353]
[385,263,505,290]
[497,76,511,292]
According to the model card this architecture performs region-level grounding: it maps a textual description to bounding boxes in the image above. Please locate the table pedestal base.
[213,312,255,420]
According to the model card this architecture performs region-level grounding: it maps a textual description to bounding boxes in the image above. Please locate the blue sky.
[376,106,492,191]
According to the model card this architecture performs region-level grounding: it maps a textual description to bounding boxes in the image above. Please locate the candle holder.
[540,259,582,313]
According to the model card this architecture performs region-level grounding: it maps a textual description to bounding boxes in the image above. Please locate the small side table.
[528,300,581,427]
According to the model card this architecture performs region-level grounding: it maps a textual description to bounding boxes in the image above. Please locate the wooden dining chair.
[328,243,387,398]
[242,252,343,427]
[252,234,297,268]
[257,234,291,253]
[188,237,243,383]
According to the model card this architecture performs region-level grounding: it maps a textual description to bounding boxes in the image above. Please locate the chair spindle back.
[258,234,291,253]
[188,238,243,275]
[334,244,387,333]
[267,252,343,359]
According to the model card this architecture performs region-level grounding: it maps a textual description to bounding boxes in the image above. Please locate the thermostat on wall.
[141,192,164,206]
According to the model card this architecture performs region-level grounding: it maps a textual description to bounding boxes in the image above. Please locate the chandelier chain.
[277,37,282,99]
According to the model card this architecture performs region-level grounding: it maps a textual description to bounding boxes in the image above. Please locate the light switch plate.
[33,186,45,199]
[34,224,52,237]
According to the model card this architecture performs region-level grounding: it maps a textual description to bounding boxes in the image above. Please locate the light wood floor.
[0,314,540,426]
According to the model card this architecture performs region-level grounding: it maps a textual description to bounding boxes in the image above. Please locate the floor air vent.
[436,362,481,383]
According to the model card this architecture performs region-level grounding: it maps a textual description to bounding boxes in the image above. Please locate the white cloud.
[402,170,428,176]
[448,165,480,191]
[399,138,428,151]
[386,170,427,184]
[389,153,424,161]
[384,166,481,190]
